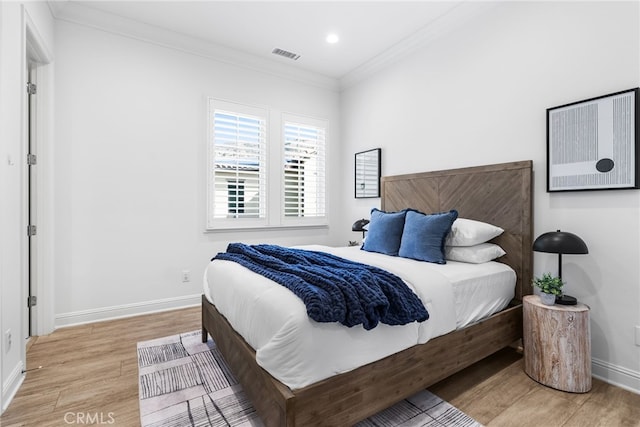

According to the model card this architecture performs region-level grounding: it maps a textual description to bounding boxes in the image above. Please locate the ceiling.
[50,1,492,86]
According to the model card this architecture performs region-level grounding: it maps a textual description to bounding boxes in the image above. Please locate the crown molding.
[47,1,499,93]
[48,1,340,92]
[339,2,499,90]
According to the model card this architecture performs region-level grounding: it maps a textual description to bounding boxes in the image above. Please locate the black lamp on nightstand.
[352,218,369,239]
[533,229,588,305]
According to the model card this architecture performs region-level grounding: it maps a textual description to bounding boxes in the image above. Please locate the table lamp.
[532,229,588,305]
[352,218,369,239]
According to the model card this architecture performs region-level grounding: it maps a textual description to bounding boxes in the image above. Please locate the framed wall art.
[354,148,381,198]
[546,87,639,192]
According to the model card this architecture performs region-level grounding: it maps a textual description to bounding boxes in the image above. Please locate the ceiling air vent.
[272,48,300,61]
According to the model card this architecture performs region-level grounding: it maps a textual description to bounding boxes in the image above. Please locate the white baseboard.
[55,294,201,328]
[592,357,640,395]
[2,361,25,414]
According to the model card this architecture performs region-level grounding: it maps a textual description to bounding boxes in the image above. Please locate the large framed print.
[546,88,639,192]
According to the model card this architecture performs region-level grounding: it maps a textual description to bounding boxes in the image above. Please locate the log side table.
[523,294,591,393]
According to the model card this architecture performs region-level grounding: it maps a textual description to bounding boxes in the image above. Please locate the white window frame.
[281,113,328,227]
[207,99,269,230]
[206,99,329,231]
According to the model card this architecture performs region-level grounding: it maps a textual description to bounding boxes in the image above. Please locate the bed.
[201,160,533,426]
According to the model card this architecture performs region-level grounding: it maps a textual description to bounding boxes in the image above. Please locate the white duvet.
[203,245,514,390]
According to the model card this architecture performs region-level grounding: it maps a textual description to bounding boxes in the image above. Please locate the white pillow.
[445,243,506,264]
[445,218,504,247]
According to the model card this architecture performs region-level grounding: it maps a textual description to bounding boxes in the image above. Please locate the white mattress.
[203,245,515,390]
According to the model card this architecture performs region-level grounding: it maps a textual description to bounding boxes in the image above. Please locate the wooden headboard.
[381,160,533,301]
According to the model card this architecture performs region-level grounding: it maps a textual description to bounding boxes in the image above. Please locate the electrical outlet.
[5,329,12,352]
[635,325,640,346]
[181,270,191,283]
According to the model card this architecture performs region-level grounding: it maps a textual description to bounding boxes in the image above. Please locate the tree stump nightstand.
[523,294,591,393]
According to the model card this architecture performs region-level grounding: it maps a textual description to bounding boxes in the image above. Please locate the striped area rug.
[137,331,483,427]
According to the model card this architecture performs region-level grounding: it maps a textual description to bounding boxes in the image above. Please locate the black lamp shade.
[533,230,588,255]
[352,218,370,232]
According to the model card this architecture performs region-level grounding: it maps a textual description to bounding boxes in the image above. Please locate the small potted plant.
[532,273,564,305]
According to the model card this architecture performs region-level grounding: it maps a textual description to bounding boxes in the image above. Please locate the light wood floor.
[2,306,639,426]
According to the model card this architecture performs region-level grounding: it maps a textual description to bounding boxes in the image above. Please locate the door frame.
[24,8,54,337]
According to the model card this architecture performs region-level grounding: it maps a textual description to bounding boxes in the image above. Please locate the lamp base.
[556,295,577,305]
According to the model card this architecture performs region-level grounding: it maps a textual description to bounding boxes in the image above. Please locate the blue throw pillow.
[398,209,459,264]
[361,208,407,256]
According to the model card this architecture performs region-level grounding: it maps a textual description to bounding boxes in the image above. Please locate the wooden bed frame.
[202,160,533,426]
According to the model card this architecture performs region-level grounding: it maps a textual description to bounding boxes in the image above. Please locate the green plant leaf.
[532,272,564,296]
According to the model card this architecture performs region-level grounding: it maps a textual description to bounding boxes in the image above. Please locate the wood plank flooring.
[2,306,639,426]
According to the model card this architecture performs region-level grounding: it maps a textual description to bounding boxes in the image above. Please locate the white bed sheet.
[436,260,516,328]
[203,245,514,390]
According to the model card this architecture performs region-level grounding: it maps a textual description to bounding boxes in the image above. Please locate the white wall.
[53,20,342,326]
[0,0,55,412]
[341,1,640,392]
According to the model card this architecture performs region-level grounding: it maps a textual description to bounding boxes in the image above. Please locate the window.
[207,99,327,230]
[207,100,267,229]
[283,117,326,221]
[226,179,245,217]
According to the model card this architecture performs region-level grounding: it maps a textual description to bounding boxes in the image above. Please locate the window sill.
[204,224,329,233]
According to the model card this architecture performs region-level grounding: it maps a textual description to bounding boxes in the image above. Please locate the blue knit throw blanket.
[213,243,429,330]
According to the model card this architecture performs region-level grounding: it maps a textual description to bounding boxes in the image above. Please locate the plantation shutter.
[208,101,267,228]
[283,120,326,219]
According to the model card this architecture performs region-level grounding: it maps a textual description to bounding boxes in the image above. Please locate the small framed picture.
[546,88,639,192]
[354,148,381,198]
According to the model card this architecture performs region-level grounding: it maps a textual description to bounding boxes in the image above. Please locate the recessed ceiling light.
[326,33,339,44]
